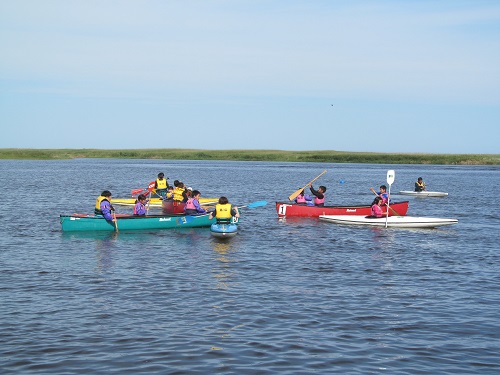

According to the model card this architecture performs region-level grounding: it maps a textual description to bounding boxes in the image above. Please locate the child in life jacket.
[309,183,327,207]
[155,172,169,198]
[134,194,148,216]
[294,189,313,206]
[184,190,207,215]
[209,196,240,224]
[377,185,390,204]
[370,196,384,217]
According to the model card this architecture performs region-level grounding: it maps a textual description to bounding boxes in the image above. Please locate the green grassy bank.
[1,148,498,165]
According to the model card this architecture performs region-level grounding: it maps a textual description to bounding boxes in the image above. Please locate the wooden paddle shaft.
[369,187,400,216]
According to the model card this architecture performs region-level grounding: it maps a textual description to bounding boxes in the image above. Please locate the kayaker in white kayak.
[415,177,427,192]
[370,196,384,217]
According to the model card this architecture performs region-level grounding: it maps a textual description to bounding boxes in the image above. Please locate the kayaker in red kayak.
[294,189,313,205]
[309,183,327,207]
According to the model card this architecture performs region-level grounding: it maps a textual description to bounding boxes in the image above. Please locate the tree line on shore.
[0,148,498,165]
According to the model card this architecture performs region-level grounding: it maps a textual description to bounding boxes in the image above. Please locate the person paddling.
[309,183,327,207]
[155,172,169,199]
[94,190,116,222]
[209,196,240,224]
[377,185,390,204]
[415,177,426,192]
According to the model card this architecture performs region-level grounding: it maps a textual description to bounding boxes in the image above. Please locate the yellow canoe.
[112,197,218,208]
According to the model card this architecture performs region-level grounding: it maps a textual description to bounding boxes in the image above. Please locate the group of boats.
[276,199,457,228]
[60,170,457,234]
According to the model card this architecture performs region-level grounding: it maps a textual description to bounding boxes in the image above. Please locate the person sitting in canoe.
[155,172,169,199]
[209,196,240,223]
[294,189,313,205]
[184,190,208,215]
[370,196,384,217]
[377,185,391,204]
[133,194,148,216]
[173,181,188,202]
[163,186,174,201]
[415,177,426,192]
[309,183,327,207]
[94,190,116,222]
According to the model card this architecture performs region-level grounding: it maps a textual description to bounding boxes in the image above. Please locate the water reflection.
[210,238,240,290]
[94,233,118,273]
[61,231,118,273]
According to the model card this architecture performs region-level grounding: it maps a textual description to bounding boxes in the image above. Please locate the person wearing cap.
[94,190,116,221]
[184,190,207,215]
[155,172,169,199]
[415,177,426,192]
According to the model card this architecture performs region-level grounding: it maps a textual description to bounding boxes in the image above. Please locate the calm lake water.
[1,159,499,374]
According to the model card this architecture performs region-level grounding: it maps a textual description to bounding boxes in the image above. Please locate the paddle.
[237,200,268,209]
[369,187,401,216]
[131,181,157,197]
[112,211,119,232]
[288,170,327,201]
[386,170,395,228]
[131,188,144,196]
[180,201,268,224]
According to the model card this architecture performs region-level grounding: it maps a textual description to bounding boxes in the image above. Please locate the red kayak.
[276,201,409,218]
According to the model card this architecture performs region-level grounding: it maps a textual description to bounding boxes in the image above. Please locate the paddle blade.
[247,200,268,209]
[288,188,304,202]
[147,181,156,192]
[131,188,144,195]
[386,170,395,185]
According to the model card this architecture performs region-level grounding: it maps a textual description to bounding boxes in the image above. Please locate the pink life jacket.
[314,195,325,205]
[371,204,383,217]
[296,194,307,203]
[185,198,196,210]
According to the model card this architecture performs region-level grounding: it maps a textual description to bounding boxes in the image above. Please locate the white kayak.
[399,191,448,197]
[319,215,458,228]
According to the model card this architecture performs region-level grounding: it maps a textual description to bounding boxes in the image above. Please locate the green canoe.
[60,213,215,232]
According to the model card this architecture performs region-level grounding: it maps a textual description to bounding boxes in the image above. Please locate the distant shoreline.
[0,148,498,165]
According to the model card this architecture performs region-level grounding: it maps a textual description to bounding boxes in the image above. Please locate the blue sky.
[1,0,499,153]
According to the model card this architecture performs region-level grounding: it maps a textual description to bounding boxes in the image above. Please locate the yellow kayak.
[112,197,218,208]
